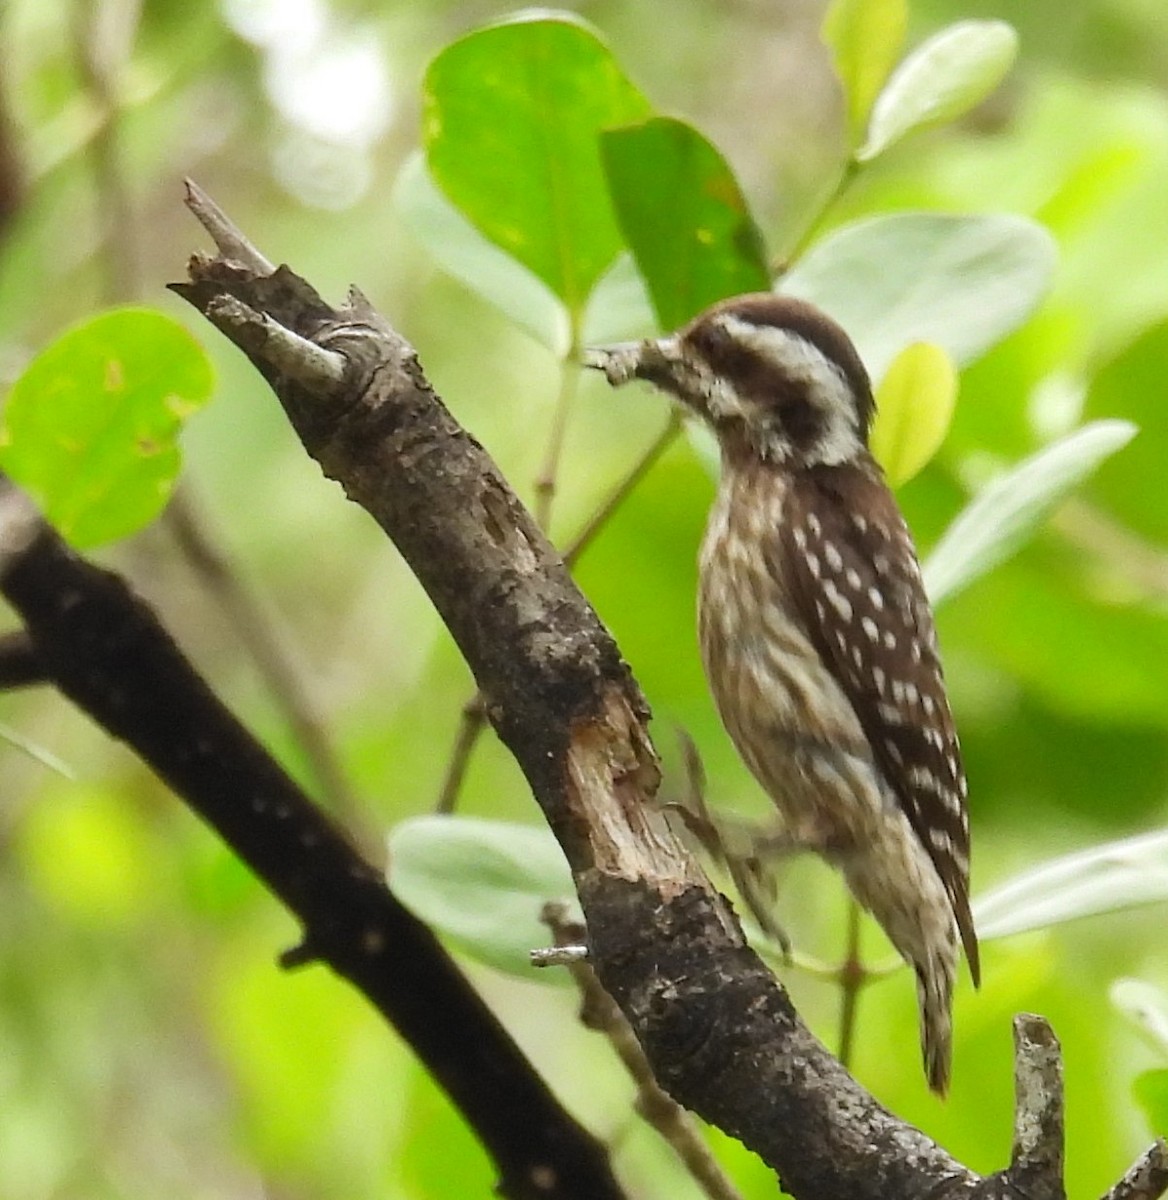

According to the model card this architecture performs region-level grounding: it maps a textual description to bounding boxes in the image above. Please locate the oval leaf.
[973,828,1168,941]
[1133,1070,1168,1134]
[387,815,579,984]
[859,19,1019,162]
[870,341,957,487]
[600,116,770,330]
[924,419,1136,607]
[394,152,570,354]
[822,0,907,150]
[0,308,214,548]
[782,212,1056,381]
[423,12,652,316]
[1111,979,1168,1057]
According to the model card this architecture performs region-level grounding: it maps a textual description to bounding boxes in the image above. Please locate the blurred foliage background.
[1,0,1167,1197]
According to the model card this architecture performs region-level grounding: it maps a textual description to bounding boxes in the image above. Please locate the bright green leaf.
[1111,979,1168,1057]
[600,116,769,329]
[822,0,907,149]
[924,419,1136,607]
[0,308,214,548]
[972,828,1168,941]
[394,152,570,354]
[387,816,578,984]
[858,19,1018,162]
[423,12,653,317]
[870,342,957,487]
[782,212,1056,380]
[1133,1070,1168,1134]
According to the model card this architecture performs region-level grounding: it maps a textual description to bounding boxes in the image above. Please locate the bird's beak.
[581,341,645,387]
[582,336,680,389]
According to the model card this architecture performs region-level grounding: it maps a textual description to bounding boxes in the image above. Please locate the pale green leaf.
[973,828,1168,941]
[1111,979,1168,1057]
[924,420,1136,607]
[870,342,957,486]
[822,0,907,149]
[782,212,1056,381]
[859,20,1018,161]
[387,816,578,984]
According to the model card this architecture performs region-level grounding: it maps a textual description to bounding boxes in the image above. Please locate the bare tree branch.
[1103,1142,1168,1200]
[166,185,1163,1200]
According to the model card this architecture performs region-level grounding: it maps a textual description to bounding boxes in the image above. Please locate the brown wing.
[780,459,979,985]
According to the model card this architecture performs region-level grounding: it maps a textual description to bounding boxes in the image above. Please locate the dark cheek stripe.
[688,333,828,448]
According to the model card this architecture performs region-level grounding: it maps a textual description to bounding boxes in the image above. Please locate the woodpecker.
[586,293,978,1093]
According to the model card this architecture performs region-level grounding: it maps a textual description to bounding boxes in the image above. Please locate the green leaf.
[1111,979,1168,1057]
[782,212,1056,381]
[422,12,653,318]
[972,828,1168,941]
[600,116,770,329]
[923,419,1136,607]
[0,308,214,548]
[858,19,1018,162]
[1133,1069,1168,1134]
[394,152,570,354]
[870,342,956,487]
[821,0,907,150]
[387,816,578,984]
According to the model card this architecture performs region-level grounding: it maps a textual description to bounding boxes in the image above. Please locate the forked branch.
[168,182,1160,1200]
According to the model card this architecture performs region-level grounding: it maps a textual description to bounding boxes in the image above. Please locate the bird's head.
[586,293,874,469]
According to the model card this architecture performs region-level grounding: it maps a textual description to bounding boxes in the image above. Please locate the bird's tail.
[915,946,956,1095]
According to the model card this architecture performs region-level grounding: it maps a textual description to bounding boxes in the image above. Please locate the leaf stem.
[564,408,683,568]
[837,897,867,1069]
[777,157,860,273]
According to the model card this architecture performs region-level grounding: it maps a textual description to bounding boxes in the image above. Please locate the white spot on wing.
[824,580,852,621]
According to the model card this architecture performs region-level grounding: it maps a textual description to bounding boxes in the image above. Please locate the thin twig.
[837,898,866,1070]
[74,0,142,303]
[776,158,860,273]
[183,177,274,274]
[434,691,487,814]
[533,345,582,533]
[542,904,745,1200]
[205,294,347,391]
[1053,499,1168,599]
[563,409,684,568]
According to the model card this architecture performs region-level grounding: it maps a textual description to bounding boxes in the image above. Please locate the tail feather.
[916,951,956,1095]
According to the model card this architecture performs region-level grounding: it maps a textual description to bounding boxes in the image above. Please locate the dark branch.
[0,628,47,688]
[0,485,622,1200]
[1104,1142,1168,1200]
